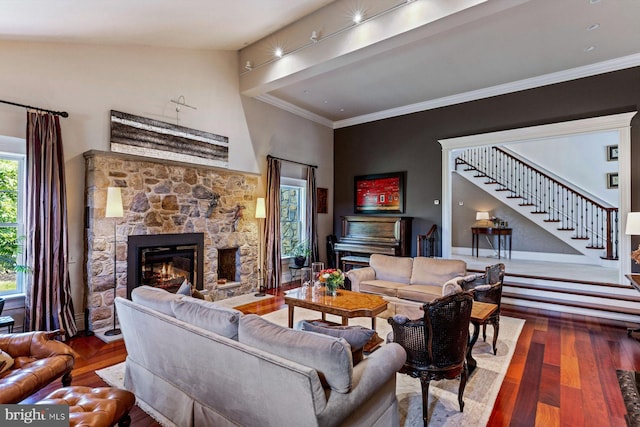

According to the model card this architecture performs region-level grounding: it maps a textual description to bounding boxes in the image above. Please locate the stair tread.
[503,292,640,316]
[504,281,640,302]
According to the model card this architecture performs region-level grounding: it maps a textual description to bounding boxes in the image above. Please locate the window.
[280,177,307,258]
[0,144,26,296]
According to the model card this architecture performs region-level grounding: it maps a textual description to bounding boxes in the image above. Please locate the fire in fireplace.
[127,233,204,298]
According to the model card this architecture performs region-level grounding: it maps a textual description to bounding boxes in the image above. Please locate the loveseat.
[115,286,407,427]
[346,254,468,318]
[0,330,78,403]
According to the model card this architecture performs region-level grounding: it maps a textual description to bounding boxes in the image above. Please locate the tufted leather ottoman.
[37,386,135,427]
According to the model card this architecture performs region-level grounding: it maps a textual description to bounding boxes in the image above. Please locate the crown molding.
[332,52,640,129]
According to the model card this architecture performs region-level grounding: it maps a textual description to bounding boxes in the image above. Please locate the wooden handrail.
[417,224,439,257]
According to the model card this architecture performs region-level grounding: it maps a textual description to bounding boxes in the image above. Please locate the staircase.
[456,146,638,324]
[456,146,618,264]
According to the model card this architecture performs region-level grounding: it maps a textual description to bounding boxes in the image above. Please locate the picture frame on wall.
[607,144,618,161]
[317,188,328,214]
[607,172,619,189]
[354,171,405,213]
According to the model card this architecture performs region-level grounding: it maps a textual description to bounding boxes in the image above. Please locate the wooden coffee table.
[284,287,388,351]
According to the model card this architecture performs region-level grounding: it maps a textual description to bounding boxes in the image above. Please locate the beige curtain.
[306,166,319,262]
[265,157,282,289]
[24,111,77,338]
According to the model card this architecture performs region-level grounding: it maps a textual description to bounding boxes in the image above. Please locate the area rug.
[616,370,640,426]
[96,308,524,427]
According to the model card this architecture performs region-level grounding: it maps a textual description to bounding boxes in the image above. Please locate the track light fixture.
[241,1,418,74]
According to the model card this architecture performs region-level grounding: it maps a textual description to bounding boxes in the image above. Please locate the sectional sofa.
[115,286,407,426]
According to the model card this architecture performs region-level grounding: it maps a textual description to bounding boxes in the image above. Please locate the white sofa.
[346,254,468,317]
[115,286,407,427]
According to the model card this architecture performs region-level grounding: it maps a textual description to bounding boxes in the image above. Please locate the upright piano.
[334,216,412,270]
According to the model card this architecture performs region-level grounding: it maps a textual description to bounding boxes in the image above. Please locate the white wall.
[509,131,619,206]
[0,40,333,324]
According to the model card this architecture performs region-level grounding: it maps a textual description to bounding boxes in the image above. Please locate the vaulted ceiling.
[3,0,640,128]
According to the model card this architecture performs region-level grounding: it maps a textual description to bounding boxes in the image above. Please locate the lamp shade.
[626,212,640,235]
[255,198,266,219]
[105,187,124,218]
[476,211,490,221]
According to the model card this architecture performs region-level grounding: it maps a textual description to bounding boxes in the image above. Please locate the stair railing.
[456,146,618,260]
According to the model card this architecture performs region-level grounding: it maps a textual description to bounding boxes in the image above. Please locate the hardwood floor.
[26,285,640,426]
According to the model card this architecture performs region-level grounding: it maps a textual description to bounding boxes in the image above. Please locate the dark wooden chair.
[460,263,505,355]
[388,291,474,426]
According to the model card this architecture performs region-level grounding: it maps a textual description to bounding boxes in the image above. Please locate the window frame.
[0,137,27,297]
[280,177,307,259]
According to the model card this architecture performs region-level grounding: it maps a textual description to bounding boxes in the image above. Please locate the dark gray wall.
[334,66,640,258]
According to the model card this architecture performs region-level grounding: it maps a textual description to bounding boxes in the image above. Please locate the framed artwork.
[354,172,405,213]
[317,188,328,214]
[607,144,619,161]
[607,172,619,189]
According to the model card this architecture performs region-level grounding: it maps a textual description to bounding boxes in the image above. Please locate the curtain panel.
[25,111,77,338]
[306,167,319,262]
[265,157,282,289]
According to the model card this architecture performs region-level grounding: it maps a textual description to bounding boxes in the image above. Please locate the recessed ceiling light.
[584,45,596,52]
[340,108,345,112]
[586,23,600,31]
[323,100,329,104]
[353,11,363,24]
[274,47,283,58]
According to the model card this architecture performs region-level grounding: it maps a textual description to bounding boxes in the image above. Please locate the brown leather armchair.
[0,330,78,403]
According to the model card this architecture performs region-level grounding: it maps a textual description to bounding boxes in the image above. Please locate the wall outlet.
[434,199,440,205]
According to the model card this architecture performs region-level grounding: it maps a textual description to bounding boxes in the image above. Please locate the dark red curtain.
[24,111,77,339]
[265,157,281,289]
[306,166,319,262]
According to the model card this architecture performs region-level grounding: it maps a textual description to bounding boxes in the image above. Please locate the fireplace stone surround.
[84,150,260,332]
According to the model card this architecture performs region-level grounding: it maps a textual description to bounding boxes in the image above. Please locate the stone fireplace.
[84,150,260,332]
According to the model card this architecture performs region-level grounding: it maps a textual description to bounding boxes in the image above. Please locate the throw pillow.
[171,297,242,340]
[176,280,192,296]
[0,350,14,374]
[239,314,353,393]
[296,320,375,365]
[442,277,463,296]
[191,286,205,300]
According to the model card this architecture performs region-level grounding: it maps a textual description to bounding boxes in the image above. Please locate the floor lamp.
[255,197,267,297]
[105,187,124,337]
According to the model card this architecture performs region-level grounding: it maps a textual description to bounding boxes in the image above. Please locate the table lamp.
[475,211,493,227]
[626,212,640,264]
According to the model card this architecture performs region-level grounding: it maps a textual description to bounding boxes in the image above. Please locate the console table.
[472,227,512,259]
